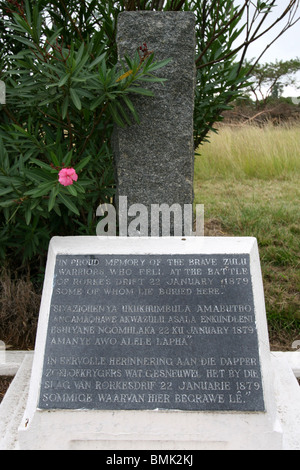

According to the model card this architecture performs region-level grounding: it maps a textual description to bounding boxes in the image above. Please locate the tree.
[246,58,300,104]
[192,0,300,145]
[0,0,299,269]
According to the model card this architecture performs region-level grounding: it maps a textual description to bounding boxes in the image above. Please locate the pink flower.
[58,167,78,186]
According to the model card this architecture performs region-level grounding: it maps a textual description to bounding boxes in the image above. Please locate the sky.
[235,1,300,98]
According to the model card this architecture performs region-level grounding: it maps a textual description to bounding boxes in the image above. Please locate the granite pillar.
[113,12,195,233]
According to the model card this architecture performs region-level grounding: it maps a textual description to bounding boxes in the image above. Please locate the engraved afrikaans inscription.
[38,254,265,412]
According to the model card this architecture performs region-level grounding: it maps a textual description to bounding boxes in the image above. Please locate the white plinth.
[1,351,299,449]
[17,237,286,450]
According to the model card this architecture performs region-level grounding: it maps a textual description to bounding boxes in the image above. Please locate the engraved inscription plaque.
[38,254,265,412]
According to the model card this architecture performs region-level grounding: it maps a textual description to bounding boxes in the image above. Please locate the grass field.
[194,124,300,349]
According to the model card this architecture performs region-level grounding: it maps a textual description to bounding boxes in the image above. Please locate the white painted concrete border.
[0,353,33,450]
[271,354,300,450]
[0,351,32,376]
[273,352,300,378]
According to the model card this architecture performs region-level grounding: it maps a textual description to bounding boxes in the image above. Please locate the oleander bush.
[0,1,171,272]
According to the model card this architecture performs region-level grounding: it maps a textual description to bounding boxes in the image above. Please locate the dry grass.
[196,124,300,180]
[0,376,13,403]
[0,270,41,350]
[194,124,300,349]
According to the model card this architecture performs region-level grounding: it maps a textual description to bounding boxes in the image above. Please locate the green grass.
[194,125,300,347]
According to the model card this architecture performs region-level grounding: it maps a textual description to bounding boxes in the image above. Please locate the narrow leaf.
[67,184,77,196]
[122,95,140,123]
[147,58,172,72]
[58,192,80,215]
[70,88,82,110]
[126,87,154,96]
[58,74,70,87]
[75,156,92,173]
[89,52,106,69]
[48,185,59,212]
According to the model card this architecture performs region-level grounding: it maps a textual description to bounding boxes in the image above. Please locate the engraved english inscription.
[39,254,265,411]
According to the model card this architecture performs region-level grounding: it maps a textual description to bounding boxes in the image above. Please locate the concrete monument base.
[0,237,299,450]
[0,351,299,449]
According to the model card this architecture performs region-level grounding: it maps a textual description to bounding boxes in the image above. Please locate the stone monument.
[16,12,299,451]
[113,12,195,230]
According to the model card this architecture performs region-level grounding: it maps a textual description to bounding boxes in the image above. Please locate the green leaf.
[48,185,59,212]
[74,182,85,194]
[70,88,82,110]
[75,42,85,67]
[25,206,32,225]
[12,13,32,36]
[0,188,14,197]
[58,192,80,215]
[89,95,105,111]
[0,175,22,186]
[67,184,77,196]
[58,74,70,87]
[11,35,35,48]
[50,152,60,167]
[147,58,172,72]
[0,199,16,208]
[75,156,92,173]
[62,95,69,119]
[126,87,154,96]
[88,52,106,69]
[30,158,52,171]
[122,95,140,124]
[108,103,125,128]
[62,150,73,167]
[138,77,167,83]
[116,101,132,125]
[24,181,55,197]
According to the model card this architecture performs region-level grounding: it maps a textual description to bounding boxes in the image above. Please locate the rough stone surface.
[113,12,195,219]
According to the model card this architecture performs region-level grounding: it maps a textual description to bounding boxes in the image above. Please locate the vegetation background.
[0,0,299,353]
